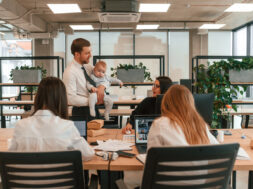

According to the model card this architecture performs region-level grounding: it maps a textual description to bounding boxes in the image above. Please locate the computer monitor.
[69,116,87,140]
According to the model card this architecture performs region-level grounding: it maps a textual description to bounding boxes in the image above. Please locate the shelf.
[232,100,253,104]
[111,82,153,86]
[0,83,39,86]
[231,82,253,85]
[0,100,34,105]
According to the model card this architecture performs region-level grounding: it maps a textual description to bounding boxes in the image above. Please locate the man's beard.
[81,58,88,64]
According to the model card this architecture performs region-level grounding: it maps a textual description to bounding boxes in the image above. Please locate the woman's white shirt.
[8,110,94,161]
[148,116,218,149]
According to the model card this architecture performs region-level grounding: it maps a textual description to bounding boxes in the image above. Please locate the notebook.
[134,115,158,154]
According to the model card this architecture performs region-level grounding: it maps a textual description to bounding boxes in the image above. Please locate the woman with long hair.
[148,84,217,148]
[124,85,218,188]
[9,77,94,161]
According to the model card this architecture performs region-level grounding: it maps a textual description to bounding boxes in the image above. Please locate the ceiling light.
[225,3,253,12]
[139,3,171,12]
[199,24,225,29]
[0,32,5,35]
[136,24,159,30]
[47,4,81,14]
[69,25,94,30]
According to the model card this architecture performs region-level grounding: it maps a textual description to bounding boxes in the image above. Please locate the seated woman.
[124,85,218,188]
[122,76,172,134]
[8,77,94,161]
[148,84,218,147]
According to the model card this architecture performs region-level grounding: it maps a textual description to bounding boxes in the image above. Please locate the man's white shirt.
[63,59,93,106]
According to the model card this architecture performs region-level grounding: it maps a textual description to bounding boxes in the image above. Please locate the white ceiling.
[1,0,253,34]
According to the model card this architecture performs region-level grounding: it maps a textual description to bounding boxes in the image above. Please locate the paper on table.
[237,147,250,160]
[123,134,135,143]
[93,139,133,151]
[136,154,146,164]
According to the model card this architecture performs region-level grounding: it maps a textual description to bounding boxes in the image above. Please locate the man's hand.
[96,85,105,104]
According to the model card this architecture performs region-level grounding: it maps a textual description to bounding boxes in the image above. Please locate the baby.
[87,61,123,120]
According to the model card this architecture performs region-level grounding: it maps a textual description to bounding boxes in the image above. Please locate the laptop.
[69,116,87,140]
[134,115,158,154]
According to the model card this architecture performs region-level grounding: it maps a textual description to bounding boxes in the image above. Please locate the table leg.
[232,115,234,129]
[119,116,123,129]
[245,115,250,129]
[233,171,236,189]
[249,171,253,189]
[0,105,6,128]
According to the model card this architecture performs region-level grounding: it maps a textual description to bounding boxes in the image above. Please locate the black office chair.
[155,93,214,126]
[193,93,215,126]
[180,79,192,92]
[116,143,239,189]
[155,94,164,115]
[0,151,98,189]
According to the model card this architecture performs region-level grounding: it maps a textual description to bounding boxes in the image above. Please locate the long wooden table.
[1,128,253,189]
[1,128,253,171]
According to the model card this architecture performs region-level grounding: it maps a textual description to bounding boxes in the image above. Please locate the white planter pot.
[117,69,145,82]
[229,69,253,82]
[13,70,42,83]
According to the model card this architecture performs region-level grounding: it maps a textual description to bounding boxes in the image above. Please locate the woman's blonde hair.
[161,85,209,145]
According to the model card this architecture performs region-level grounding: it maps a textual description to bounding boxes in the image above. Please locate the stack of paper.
[237,147,250,160]
[93,139,133,151]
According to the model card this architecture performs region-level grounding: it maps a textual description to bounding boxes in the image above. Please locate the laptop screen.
[134,115,158,144]
[69,116,87,139]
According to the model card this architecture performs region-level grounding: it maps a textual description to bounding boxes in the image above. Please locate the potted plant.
[10,65,47,93]
[194,58,253,128]
[110,62,152,82]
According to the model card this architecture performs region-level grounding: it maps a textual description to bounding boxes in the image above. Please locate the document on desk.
[237,147,250,160]
[136,154,146,164]
[93,139,133,151]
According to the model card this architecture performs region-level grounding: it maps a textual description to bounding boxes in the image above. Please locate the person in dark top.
[122,76,172,134]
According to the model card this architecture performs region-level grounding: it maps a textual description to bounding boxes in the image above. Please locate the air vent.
[98,12,141,23]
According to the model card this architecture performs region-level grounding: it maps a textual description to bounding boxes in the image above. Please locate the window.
[169,31,189,82]
[233,27,247,56]
[0,38,32,96]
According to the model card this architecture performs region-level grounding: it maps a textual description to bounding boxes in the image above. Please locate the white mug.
[217,130,224,143]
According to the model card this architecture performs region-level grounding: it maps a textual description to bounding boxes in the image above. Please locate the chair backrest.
[180,79,192,92]
[156,93,214,126]
[193,93,214,126]
[155,94,164,115]
[0,151,85,189]
[141,143,239,189]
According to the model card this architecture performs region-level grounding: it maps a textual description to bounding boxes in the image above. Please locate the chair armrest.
[115,179,128,189]
[88,174,98,189]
